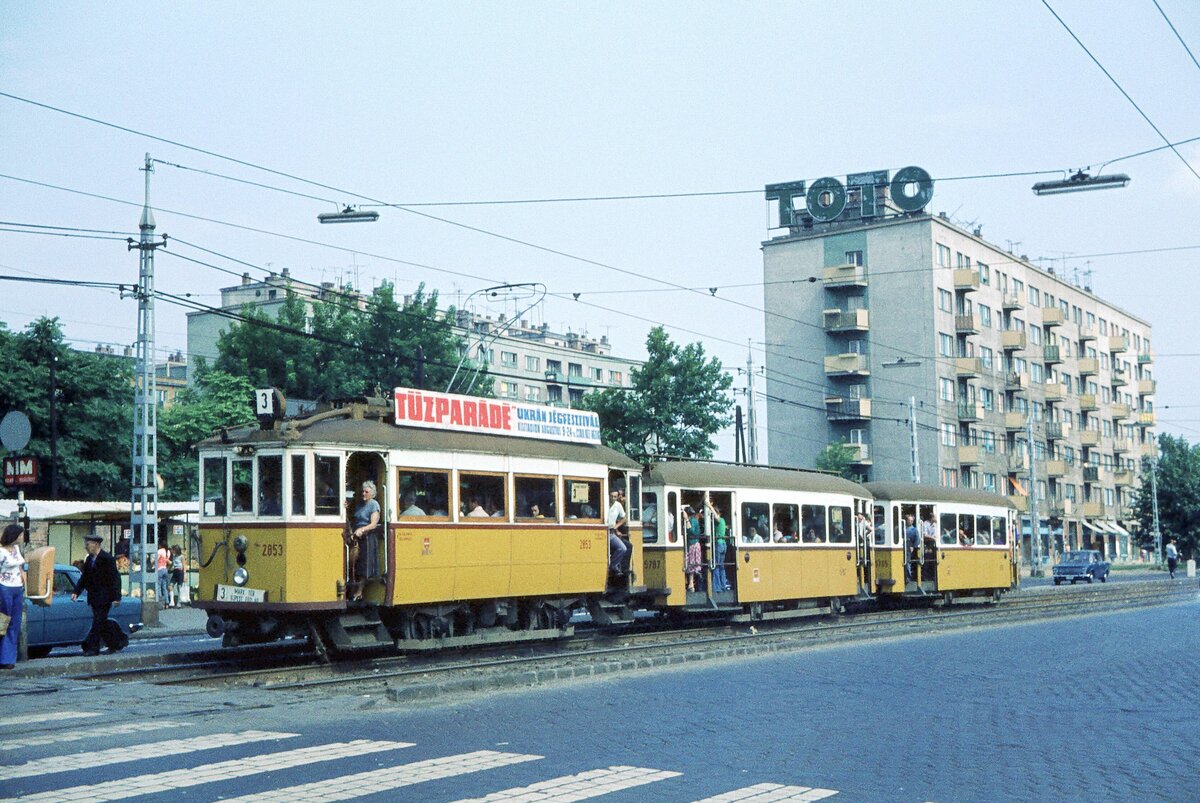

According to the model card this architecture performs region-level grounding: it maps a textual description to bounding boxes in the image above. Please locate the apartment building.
[762,179,1155,564]
[185,271,639,407]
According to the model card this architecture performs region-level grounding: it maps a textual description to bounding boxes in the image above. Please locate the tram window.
[772,504,798,542]
[976,515,993,545]
[515,475,557,520]
[290,455,307,516]
[627,476,641,521]
[828,506,852,543]
[397,469,450,518]
[641,491,660,543]
[314,455,341,516]
[563,477,602,521]
[461,472,507,519]
[958,514,975,545]
[741,502,769,544]
[872,505,887,546]
[940,513,958,545]
[231,459,253,514]
[202,457,226,517]
[667,491,678,543]
[992,516,1008,546]
[258,455,283,517]
[801,504,826,543]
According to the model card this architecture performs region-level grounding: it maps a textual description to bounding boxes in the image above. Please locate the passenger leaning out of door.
[346,480,381,602]
[606,489,628,576]
[706,500,730,592]
[683,506,704,591]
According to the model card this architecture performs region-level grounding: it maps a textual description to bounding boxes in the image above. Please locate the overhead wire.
[1151,0,1200,75]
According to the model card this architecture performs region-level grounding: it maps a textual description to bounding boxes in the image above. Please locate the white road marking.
[693,782,840,802]
[0,720,190,752]
[0,711,100,727]
[454,765,682,803]
[224,749,542,802]
[3,738,412,802]
[0,730,296,781]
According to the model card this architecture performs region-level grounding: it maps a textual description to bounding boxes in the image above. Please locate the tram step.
[325,612,393,650]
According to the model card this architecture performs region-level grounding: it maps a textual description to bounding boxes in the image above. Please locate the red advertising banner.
[393,387,601,445]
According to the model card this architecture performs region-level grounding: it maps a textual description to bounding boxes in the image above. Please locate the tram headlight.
[233,534,249,554]
[233,567,249,586]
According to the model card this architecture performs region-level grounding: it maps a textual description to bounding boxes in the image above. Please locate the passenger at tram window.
[801,505,826,542]
[958,515,975,546]
[466,496,488,517]
[529,504,545,518]
[399,492,425,516]
[920,515,937,547]
[976,516,992,545]
[940,513,958,545]
[232,483,253,514]
[857,511,874,543]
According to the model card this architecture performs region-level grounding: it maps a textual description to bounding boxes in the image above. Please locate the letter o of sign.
[806,177,846,222]
[889,166,934,212]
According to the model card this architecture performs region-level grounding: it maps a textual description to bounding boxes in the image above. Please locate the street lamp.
[317,205,380,224]
[1032,171,1130,196]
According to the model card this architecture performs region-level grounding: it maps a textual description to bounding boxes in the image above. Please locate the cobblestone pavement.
[3,598,1196,801]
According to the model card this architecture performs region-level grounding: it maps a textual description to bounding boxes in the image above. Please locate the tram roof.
[864,482,1016,508]
[645,461,869,496]
[200,407,640,469]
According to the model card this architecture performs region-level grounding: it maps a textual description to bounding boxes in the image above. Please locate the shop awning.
[1099,521,1121,534]
[1109,521,1131,537]
[1081,520,1101,532]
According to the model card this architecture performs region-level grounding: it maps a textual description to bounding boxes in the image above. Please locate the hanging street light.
[318,205,380,224]
[1032,170,1130,196]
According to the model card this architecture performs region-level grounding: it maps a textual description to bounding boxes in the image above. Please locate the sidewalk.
[133,602,209,638]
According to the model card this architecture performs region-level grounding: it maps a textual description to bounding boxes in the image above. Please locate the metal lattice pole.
[1149,453,1162,564]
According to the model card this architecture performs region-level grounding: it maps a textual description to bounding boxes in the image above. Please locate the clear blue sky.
[2,2,1197,454]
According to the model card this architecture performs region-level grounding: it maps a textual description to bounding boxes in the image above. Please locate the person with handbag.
[0,524,26,669]
[70,533,124,655]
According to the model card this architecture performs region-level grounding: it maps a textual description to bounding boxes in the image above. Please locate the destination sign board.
[393,387,602,446]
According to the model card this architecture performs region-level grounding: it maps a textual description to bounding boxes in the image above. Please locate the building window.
[500,381,519,399]
[525,355,540,372]
[982,430,996,453]
[609,370,623,385]
[568,363,583,377]
[942,468,959,488]
[547,359,562,374]
[980,346,994,370]
[941,423,957,447]
[547,386,562,403]
[845,250,863,266]
[981,387,994,411]
[979,304,992,328]
[938,288,953,312]
[938,332,954,357]
[1028,286,1040,307]
[524,386,541,402]
[500,351,518,367]
[956,252,971,268]
[940,378,956,402]
[978,262,990,285]
[591,367,603,381]
[937,243,952,267]
[568,388,584,404]
[983,473,997,493]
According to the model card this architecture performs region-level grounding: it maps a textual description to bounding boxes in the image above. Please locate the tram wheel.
[942,591,954,606]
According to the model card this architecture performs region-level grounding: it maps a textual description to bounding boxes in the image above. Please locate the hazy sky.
[2,2,1198,456]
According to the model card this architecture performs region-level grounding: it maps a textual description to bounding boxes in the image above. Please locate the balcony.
[1083,466,1101,484]
[955,401,983,422]
[1137,350,1153,365]
[1111,368,1128,388]
[1111,402,1130,420]
[845,442,872,465]
[1141,441,1159,459]
[823,308,869,332]
[953,269,980,292]
[824,353,869,377]
[1043,345,1062,364]
[1079,430,1101,448]
[1010,495,1029,512]
[1078,326,1096,342]
[1078,357,1099,377]
[1113,438,1131,455]
[955,313,980,334]
[823,263,868,288]
[544,370,564,385]
[1079,393,1097,412]
[1108,335,1128,353]
[1046,421,1069,440]
[1005,411,1027,431]
[1043,383,1065,404]
[1006,372,1029,391]
[1113,470,1135,487]
[958,445,982,465]
[1081,501,1106,518]
[1002,292,1023,310]
[1045,459,1067,478]
[1138,411,1156,427]
[1042,307,1065,327]
[1137,378,1156,396]
[1008,451,1029,471]
[1001,330,1027,351]
[1048,498,1074,518]
[955,357,983,378]
[826,397,872,421]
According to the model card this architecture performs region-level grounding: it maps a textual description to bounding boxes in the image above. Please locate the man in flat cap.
[71,533,125,655]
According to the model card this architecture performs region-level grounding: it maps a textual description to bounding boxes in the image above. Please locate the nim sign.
[3,455,39,487]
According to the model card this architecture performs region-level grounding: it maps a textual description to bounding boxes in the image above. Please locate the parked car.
[23,564,144,658]
[1052,550,1110,585]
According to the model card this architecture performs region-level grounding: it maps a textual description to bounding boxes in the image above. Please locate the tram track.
[65,579,1195,698]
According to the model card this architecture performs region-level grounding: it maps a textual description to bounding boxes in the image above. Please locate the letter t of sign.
[765,181,807,228]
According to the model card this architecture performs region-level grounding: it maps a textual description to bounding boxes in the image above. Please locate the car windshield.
[1062,552,1091,563]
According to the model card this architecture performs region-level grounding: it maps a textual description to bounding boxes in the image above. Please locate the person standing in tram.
[347,481,381,601]
[606,489,628,575]
[706,500,730,592]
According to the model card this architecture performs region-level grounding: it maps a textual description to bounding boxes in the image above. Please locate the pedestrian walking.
[0,524,26,669]
[169,545,185,608]
[1165,539,1179,579]
[155,540,170,607]
[70,533,126,655]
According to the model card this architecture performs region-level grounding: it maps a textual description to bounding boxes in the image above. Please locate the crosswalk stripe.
[223,749,542,802]
[453,765,683,803]
[0,711,100,728]
[3,738,413,802]
[693,782,840,802]
[0,720,191,752]
[0,730,296,782]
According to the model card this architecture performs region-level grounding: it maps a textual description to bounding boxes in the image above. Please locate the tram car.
[194,389,642,652]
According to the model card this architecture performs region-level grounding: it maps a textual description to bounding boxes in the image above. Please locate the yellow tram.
[194,390,641,651]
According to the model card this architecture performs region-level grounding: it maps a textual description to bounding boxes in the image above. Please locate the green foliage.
[816,441,857,479]
[578,326,732,460]
[0,318,134,500]
[158,370,257,501]
[1134,434,1200,559]
[214,282,466,401]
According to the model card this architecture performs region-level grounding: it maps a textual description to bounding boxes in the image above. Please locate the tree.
[0,318,134,500]
[1134,434,1200,560]
[579,326,732,460]
[354,283,463,394]
[158,370,257,501]
[816,442,857,478]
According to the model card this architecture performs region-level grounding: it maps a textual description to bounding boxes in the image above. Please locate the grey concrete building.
[762,187,1155,565]
[186,271,640,407]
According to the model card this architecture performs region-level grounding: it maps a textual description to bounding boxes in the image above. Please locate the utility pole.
[1149,454,1162,563]
[909,396,920,483]
[49,353,58,498]
[128,153,164,612]
[745,341,759,465]
[1027,417,1041,576]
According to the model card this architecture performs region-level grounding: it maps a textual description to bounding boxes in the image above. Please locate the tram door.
[707,491,734,597]
[854,498,872,597]
[347,451,389,601]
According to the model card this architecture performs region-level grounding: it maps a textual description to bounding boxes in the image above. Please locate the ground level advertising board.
[392,387,602,445]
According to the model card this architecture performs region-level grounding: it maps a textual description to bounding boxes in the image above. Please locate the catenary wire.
[1151,0,1200,75]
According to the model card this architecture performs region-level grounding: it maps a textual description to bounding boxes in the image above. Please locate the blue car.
[23,564,144,658]
[1051,550,1110,585]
